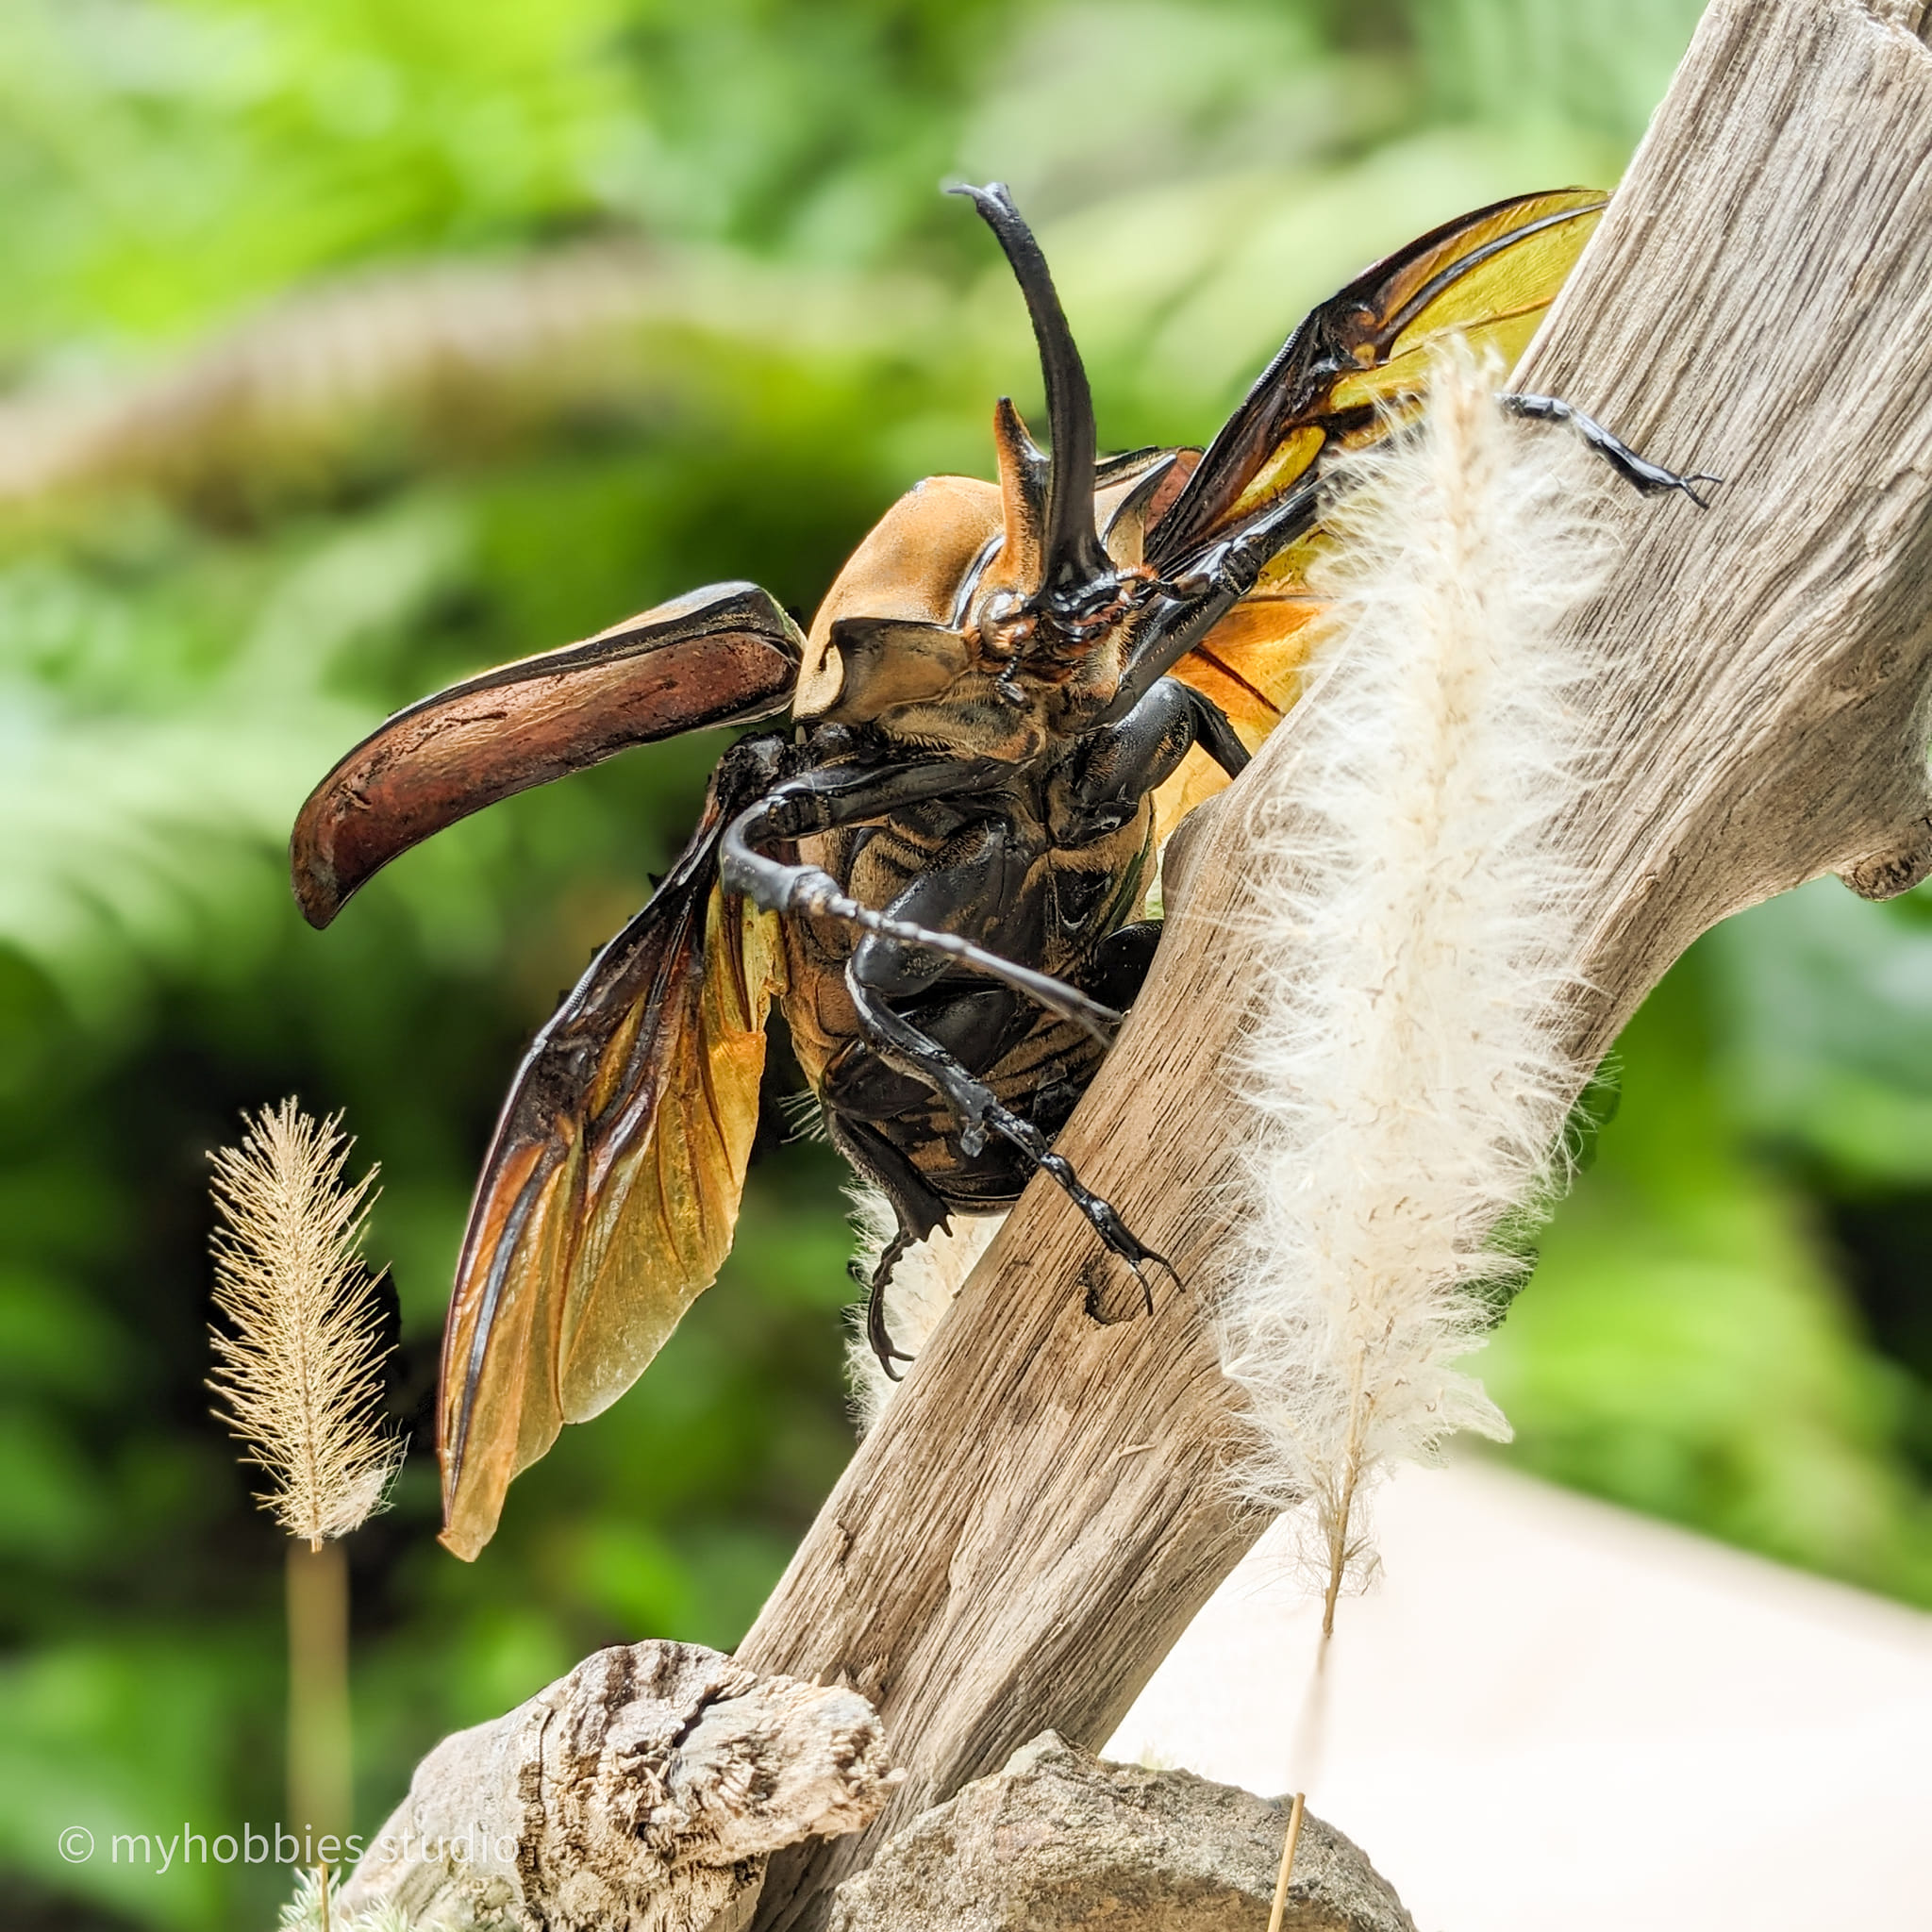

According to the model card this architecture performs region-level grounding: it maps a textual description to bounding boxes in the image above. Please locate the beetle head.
[795,185,1182,758]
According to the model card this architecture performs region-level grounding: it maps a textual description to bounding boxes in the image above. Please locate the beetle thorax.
[791,430,1174,761]
[792,185,1190,760]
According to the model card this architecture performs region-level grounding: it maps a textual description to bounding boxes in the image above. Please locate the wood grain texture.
[737,4,1932,1925]
[334,1641,896,1932]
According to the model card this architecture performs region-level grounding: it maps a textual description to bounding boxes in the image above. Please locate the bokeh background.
[4,1,1929,1925]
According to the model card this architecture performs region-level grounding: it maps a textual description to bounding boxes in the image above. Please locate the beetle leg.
[843,970,1180,1296]
[1101,482,1322,724]
[1178,684,1250,780]
[724,775,1123,1045]
[1081,920,1163,1010]
[795,870,1119,1046]
[861,1227,919,1374]
[824,1111,950,1377]
[1499,391,1723,506]
[842,1217,920,1378]
[1064,678,1248,843]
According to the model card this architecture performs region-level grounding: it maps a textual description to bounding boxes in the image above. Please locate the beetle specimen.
[292,184,1710,1557]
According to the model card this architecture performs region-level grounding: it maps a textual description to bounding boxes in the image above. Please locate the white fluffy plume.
[1218,342,1617,1628]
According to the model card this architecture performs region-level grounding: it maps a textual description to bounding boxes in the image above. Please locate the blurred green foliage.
[2,0,1927,1926]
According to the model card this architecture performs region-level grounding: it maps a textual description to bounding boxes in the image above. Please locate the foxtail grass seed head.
[1217,341,1618,1624]
[208,1100,403,1548]
[279,1866,425,1932]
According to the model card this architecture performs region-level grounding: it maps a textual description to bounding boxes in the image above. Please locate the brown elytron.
[290,183,1709,1557]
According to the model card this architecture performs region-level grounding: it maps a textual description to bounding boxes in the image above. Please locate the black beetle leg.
[1500,391,1724,506]
[843,1242,918,1379]
[845,972,1181,1298]
[724,791,1122,1047]
[862,1228,918,1379]
[793,871,1120,1046]
[980,1088,1181,1300]
[825,1111,948,1379]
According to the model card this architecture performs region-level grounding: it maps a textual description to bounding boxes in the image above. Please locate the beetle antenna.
[951,183,1110,608]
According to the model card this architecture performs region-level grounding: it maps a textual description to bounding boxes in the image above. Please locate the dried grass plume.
[1218,341,1618,1630]
[208,1100,403,1547]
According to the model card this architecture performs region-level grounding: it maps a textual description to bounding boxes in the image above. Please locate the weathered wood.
[736,3,1932,1924]
[332,1642,896,1932]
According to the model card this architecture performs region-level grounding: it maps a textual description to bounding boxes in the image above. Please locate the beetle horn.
[953,183,1110,606]
[989,394,1048,591]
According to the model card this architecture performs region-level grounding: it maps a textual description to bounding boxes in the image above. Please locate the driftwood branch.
[350,0,1932,1922]
[333,1643,896,1932]
[735,3,1932,1924]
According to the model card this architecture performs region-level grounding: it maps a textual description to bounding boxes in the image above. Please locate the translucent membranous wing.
[1148,189,1607,570]
[1147,188,1607,848]
[437,788,784,1559]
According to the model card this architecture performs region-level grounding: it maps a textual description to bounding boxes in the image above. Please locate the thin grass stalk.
[207,1100,400,1855]
[1265,1790,1307,1932]
[288,1540,354,1843]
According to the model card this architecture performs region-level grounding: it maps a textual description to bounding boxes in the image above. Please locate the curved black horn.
[951,182,1109,601]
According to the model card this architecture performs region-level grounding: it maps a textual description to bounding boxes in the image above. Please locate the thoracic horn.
[988,394,1047,594]
[952,183,1111,611]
